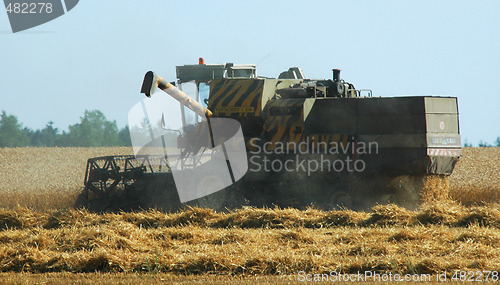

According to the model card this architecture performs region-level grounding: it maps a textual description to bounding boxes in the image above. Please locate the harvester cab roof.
[176,59,257,83]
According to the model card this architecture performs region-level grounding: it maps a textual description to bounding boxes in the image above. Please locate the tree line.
[0,109,499,147]
[462,138,500,147]
[0,110,131,147]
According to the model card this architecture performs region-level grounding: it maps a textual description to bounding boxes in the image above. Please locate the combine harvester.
[78,59,461,212]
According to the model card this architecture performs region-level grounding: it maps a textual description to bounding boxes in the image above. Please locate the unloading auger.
[140,71,213,118]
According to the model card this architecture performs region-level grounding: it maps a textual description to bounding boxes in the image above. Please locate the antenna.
[257,53,272,66]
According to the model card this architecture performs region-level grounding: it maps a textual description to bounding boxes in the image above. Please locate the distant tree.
[0,111,30,147]
[478,140,491,147]
[63,110,122,147]
[55,130,70,146]
[29,121,60,146]
[463,139,473,147]
[496,137,500,147]
[1,109,137,147]
[118,126,132,147]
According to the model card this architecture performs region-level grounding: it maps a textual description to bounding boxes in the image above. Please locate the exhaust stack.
[332,69,341,82]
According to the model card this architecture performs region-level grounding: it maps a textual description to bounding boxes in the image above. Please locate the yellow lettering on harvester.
[214,107,255,114]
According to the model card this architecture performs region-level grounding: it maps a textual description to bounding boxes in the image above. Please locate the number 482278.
[5,3,53,14]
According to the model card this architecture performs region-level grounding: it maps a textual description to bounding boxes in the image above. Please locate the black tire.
[187,176,245,212]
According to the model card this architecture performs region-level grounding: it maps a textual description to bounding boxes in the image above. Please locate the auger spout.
[140,71,213,118]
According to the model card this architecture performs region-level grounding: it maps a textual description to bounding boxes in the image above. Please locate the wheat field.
[448,147,500,205]
[0,147,499,283]
[0,147,132,210]
[0,147,498,210]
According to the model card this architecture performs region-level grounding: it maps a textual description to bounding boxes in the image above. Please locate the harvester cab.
[172,59,257,130]
[138,59,258,158]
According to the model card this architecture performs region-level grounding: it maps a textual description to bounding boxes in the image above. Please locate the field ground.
[2,273,491,284]
[448,147,500,206]
[2,273,301,284]
[0,147,499,283]
[1,205,500,275]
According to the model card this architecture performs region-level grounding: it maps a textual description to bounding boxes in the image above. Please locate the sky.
[0,0,499,146]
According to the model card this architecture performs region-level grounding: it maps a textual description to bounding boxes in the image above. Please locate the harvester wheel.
[188,176,243,212]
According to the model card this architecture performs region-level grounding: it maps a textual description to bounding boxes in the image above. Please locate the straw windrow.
[0,147,499,275]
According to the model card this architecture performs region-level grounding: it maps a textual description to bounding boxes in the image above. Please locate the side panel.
[209,79,265,117]
[304,97,429,147]
[302,96,460,175]
[303,98,357,134]
[357,97,426,135]
[263,99,306,147]
[261,79,303,111]
[424,97,461,149]
[424,97,461,173]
